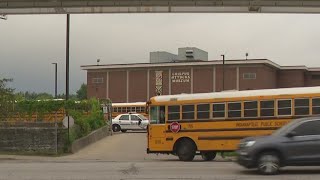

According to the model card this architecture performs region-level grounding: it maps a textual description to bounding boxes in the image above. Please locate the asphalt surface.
[0,131,320,180]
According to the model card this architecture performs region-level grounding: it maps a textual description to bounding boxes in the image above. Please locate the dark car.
[237,116,320,175]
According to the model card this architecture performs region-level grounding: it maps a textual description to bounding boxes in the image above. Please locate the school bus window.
[277,99,292,116]
[260,100,275,117]
[182,105,194,120]
[113,107,117,113]
[197,104,210,119]
[141,107,146,113]
[212,103,225,118]
[228,102,242,118]
[168,105,180,120]
[244,101,258,117]
[294,98,310,115]
[150,106,160,124]
[312,98,320,115]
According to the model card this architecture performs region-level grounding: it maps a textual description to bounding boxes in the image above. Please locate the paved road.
[0,132,320,179]
[0,160,320,180]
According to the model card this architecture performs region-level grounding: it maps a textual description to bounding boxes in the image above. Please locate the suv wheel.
[201,152,216,161]
[257,152,280,175]
[176,139,196,161]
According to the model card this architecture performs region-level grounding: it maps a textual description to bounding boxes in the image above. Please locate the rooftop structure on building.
[149,47,208,63]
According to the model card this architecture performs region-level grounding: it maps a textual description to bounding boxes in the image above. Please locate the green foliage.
[68,98,106,140]
[76,83,87,100]
[17,91,54,100]
[0,78,15,120]
[2,94,109,151]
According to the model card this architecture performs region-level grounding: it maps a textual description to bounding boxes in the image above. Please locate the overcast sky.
[0,13,320,95]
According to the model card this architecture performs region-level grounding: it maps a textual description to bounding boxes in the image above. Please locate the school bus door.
[148,106,167,151]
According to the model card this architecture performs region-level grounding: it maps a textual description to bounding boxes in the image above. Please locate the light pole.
[66,14,70,142]
[221,54,225,91]
[52,63,58,99]
[52,62,58,154]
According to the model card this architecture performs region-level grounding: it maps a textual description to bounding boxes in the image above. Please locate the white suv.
[112,113,149,132]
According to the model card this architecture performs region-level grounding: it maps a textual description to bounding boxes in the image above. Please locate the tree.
[76,83,87,100]
[0,78,15,120]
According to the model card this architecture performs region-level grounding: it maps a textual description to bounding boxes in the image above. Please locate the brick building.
[81,59,320,103]
[81,47,319,102]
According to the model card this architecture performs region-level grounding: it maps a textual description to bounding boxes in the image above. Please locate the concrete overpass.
[1,0,320,14]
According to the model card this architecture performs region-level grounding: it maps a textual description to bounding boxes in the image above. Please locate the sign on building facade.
[155,71,163,95]
[171,72,191,83]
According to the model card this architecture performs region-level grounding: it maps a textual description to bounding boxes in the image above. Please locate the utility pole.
[66,14,70,142]
[221,54,225,91]
[52,63,58,99]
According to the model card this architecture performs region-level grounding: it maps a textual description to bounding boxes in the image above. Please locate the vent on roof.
[185,50,194,58]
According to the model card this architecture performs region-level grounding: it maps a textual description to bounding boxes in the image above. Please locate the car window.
[292,120,320,136]
[130,115,141,121]
[119,115,129,121]
[138,114,147,120]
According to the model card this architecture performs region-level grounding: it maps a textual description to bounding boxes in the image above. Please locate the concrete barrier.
[0,127,67,155]
[71,125,112,153]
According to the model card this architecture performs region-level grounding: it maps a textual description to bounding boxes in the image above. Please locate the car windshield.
[138,114,148,120]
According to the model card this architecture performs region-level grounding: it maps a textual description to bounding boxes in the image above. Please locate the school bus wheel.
[201,151,217,161]
[174,138,197,161]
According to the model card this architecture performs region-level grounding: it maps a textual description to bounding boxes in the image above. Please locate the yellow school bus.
[147,86,320,161]
[112,102,147,118]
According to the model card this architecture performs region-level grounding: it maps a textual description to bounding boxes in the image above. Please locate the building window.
[228,102,242,118]
[92,77,104,84]
[182,105,194,120]
[312,75,320,79]
[277,99,292,116]
[243,73,256,80]
[294,98,310,116]
[197,104,210,119]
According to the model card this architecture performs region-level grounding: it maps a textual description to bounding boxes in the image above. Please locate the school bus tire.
[175,138,196,161]
[201,151,216,161]
[112,124,121,132]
